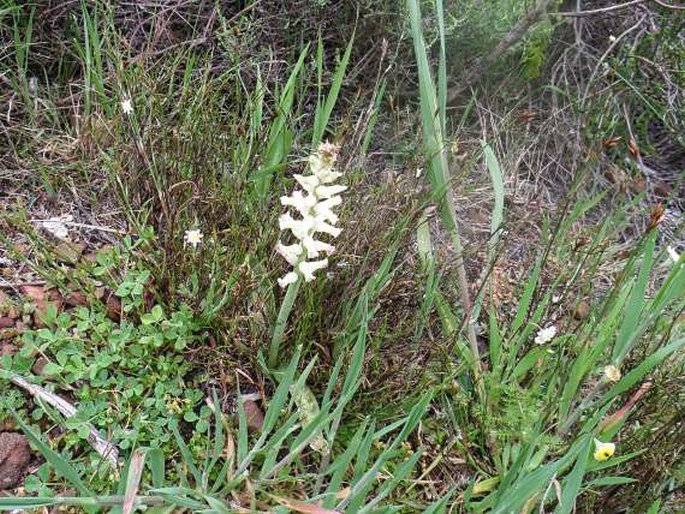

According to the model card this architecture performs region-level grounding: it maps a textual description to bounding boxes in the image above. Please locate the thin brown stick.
[652,0,685,9]
[8,373,120,470]
[550,0,646,17]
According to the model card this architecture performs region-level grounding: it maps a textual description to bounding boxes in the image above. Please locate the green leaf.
[141,305,164,325]
[41,362,63,375]
[585,476,637,487]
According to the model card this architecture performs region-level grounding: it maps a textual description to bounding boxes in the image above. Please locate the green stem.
[268,279,302,367]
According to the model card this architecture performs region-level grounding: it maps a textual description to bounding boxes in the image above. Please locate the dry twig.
[8,373,120,471]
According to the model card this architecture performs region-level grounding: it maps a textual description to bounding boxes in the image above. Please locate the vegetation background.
[0,0,683,512]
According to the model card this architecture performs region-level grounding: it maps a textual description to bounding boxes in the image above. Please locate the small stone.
[0,318,13,329]
[0,432,32,490]
[242,400,264,433]
[32,357,48,376]
[54,242,86,264]
[65,291,89,307]
[573,300,590,320]
[106,296,121,321]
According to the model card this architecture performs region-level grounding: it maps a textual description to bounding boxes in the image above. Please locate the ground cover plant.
[0,0,683,512]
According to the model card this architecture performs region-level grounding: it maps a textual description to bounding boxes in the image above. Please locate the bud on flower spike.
[276,142,345,287]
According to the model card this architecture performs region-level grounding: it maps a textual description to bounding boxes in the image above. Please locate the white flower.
[604,365,621,382]
[184,229,203,249]
[277,272,299,288]
[298,259,329,282]
[276,142,344,287]
[667,246,680,264]
[315,184,348,199]
[121,98,133,115]
[301,237,334,259]
[534,325,557,345]
[276,242,304,265]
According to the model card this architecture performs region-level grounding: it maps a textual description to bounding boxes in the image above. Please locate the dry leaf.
[290,382,328,452]
[106,295,122,321]
[54,241,86,264]
[41,215,73,240]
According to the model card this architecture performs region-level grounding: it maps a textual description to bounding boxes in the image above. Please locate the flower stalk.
[268,142,345,367]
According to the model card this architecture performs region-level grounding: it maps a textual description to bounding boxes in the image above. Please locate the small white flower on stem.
[184,229,203,249]
[534,325,557,345]
[667,246,680,265]
[604,365,621,382]
[121,98,133,115]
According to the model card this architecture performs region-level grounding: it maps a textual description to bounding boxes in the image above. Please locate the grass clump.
[0,0,683,512]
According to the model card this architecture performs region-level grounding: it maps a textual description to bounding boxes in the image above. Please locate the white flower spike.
[184,229,203,249]
[276,142,345,287]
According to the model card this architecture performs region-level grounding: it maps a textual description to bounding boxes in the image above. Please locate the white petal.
[314,196,342,223]
[281,191,317,217]
[294,174,320,194]
[534,325,557,345]
[301,237,335,258]
[276,242,304,265]
[121,98,133,115]
[667,246,680,264]
[298,259,328,281]
[315,184,347,199]
[278,272,299,288]
[313,218,342,238]
[279,213,314,240]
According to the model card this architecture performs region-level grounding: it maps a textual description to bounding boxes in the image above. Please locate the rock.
[106,296,121,321]
[243,400,264,433]
[65,291,89,307]
[0,318,13,329]
[31,357,48,376]
[573,300,591,320]
[0,432,32,490]
[54,242,86,264]
[21,285,63,328]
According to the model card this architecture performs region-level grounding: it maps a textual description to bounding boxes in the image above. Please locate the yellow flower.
[593,438,615,461]
[603,364,621,382]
